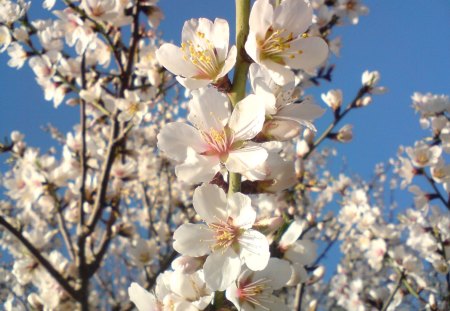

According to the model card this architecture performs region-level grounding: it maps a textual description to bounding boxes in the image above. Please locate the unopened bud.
[336,124,353,142]
[321,89,342,111]
[303,128,315,144]
[306,213,315,225]
[10,131,24,142]
[253,216,284,234]
[428,293,437,310]
[356,96,372,107]
[307,299,318,311]
[296,140,310,157]
[308,266,325,284]
[362,70,381,87]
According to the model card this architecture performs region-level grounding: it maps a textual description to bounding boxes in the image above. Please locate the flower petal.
[173,223,213,257]
[188,88,230,133]
[239,229,270,271]
[249,0,273,38]
[204,249,241,291]
[284,37,329,70]
[175,148,220,184]
[227,192,256,228]
[176,76,210,90]
[228,94,266,141]
[226,145,268,174]
[128,282,158,311]
[193,184,228,224]
[217,45,237,79]
[212,18,230,61]
[157,123,207,162]
[156,43,198,77]
[273,0,312,35]
[254,258,291,290]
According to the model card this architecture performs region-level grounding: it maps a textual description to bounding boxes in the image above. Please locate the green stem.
[227,0,251,196]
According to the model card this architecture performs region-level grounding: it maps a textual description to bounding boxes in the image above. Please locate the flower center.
[181,31,221,79]
[260,28,303,64]
[201,127,235,160]
[128,102,140,114]
[415,153,429,165]
[237,277,272,309]
[209,217,243,251]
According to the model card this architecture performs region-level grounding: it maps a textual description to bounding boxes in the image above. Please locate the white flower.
[156,18,236,90]
[157,88,268,184]
[366,238,387,271]
[405,141,441,168]
[245,0,328,85]
[129,238,158,268]
[116,90,147,124]
[249,64,325,141]
[225,258,291,311]
[173,184,270,290]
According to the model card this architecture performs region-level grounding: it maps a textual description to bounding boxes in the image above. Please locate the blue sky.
[1,0,449,182]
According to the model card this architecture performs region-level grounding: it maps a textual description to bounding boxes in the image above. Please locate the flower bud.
[308,266,325,284]
[253,216,284,234]
[321,89,343,111]
[356,96,372,107]
[308,299,318,311]
[336,124,353,142]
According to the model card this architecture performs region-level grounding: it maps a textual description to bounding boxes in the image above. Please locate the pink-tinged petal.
[284,37,329,70]
[156,43,198,77]
[244,32,260,63]
[254,258,291,290]
[176,76,210,90]
[228,94,266,141]
[273,0,312,35]
[225,282,240,310]
[239,230,270,271]
[188,88,230,133]
[226,145,268,174]
[204,249,241,291]
[128,282,158,311]
[212,18,230,60]
[217,45,237,79]
[175,149,220,184]
[173,223,213,257]
[193,184,228,224]
[157,123,207,162]
[249,0,273,38]
[227,193,256,228]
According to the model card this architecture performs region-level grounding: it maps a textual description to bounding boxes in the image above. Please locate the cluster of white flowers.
[5,0,450,310]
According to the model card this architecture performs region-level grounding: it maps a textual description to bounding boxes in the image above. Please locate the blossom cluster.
[9,0,450,311]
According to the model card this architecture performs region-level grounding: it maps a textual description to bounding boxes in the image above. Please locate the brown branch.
[0,215,80,302]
